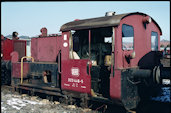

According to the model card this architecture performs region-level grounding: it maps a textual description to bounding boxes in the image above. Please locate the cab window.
[151,31,158,51]
[122,24,134,50]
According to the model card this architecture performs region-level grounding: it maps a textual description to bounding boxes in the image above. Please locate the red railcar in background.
[1,35,26,61]
[1,34,26,84]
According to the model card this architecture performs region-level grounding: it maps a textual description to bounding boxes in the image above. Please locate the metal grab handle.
[58,51,61,74]
[21,56,34,84]
[87,60,92,76]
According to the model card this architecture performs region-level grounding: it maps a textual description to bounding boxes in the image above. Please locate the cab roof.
[60,12,162,35]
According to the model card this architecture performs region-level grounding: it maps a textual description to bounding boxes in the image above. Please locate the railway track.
[1,85,126,113]
[2,85,170,113]
[1,85,92,113]
[1,85,14,92]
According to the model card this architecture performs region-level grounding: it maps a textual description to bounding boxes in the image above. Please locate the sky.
[1,1,170,40]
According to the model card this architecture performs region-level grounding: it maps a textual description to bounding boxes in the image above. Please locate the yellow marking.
[21,56,34,84]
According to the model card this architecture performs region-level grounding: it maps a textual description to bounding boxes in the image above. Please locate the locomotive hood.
[60,12,162,35]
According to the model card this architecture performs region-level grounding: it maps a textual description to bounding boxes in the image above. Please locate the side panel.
[29,62,58,87]
[62,60,91,93]
[13,40,27,60]
[12,62,29,78]
[121,69,140,110]
[31,36,60,62]
[31,38,38,61]
[61,32,91,94]
[115,15,161,69]
[2,39,13,60]
[37,37,59,62]
[110,14,162,109]
[110,69,121,100]
[2,39,27,61]
[110,27,122,100]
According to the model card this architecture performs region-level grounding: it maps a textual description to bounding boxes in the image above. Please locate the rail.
[21,56,34,84]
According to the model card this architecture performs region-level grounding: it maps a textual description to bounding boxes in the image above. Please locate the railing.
[21,56,34,84]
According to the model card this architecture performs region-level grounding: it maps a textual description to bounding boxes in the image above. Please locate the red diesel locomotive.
[1,12,170,111]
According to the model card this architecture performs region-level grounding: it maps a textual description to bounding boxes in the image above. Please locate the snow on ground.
[1,85,170,113]
[1,86,94,113]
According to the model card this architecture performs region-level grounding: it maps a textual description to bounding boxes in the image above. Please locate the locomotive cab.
[70,27,113,97]
[60,12,166,110]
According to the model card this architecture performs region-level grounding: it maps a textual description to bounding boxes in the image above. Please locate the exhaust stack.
[105,11,115,16]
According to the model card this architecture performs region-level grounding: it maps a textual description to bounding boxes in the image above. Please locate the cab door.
[121,24,134,68]
[61,31,91,94]
[110,27,122,99]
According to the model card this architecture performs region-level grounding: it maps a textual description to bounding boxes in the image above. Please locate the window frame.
[151,31,158,51]
[121,24,134,51]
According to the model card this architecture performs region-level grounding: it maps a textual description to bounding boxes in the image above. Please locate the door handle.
[87,61,92,76]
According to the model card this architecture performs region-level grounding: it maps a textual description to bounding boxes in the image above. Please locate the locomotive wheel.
[80,101,88,108]
[59,97,68,105]
[80,98,88,108]
[29,90,35,96]
[68,96,75,105]
[1,67,11,85]
[80,94,88,108]
[1,69,5,85]
[1,61,11,85]
[18,88,23,94]
[46,95,53,101]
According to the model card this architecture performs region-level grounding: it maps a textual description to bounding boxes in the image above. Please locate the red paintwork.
[61,60,91,93]
[114,15,161,69]
[1,38,26,61]
[61,32,70,60]
[110,14,161,100]
[13,40,27,60]
[1,38,13,60]
[10,51,19,63]
[12,62,29,78]
[31,36,61,62]
[1,35,4,40]
[61,32,91,94]
[60,14,161,98]
[74,19,80,21]
[110,69,121,99]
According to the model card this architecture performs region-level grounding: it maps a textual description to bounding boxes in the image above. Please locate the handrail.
[58,51,61,74]
[21,56,34,84]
